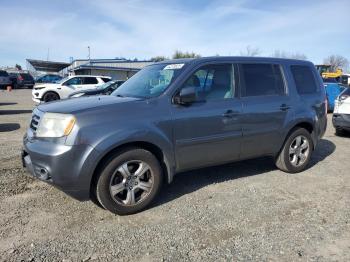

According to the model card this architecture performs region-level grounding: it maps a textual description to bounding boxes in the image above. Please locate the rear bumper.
[332,114,350,130]
[22,136,100,201]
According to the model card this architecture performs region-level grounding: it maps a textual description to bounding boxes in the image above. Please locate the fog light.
[35,93,39,96]
[34,166,50,180]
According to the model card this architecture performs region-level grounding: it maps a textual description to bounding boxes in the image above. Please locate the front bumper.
[332,113,350,130]
[22,136,100,201]
[32,97,41,103]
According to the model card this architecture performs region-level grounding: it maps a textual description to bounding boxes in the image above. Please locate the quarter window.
[291,65,318,94]
[182,64,234,101]
[240,64,285,97]
[102,77,111,83]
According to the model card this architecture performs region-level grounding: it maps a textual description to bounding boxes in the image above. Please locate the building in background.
[68,59,154,80]
[26,59,70,78]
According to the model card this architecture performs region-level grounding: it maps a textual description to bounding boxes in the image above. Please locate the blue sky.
[0,0,349,68]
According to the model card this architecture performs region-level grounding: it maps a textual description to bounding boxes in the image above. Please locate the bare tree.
[323,55,349,71]
[271,50,307,60]
[240,46,261,57]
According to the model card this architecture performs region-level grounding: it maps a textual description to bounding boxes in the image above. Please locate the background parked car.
[32,75,112,102]
[35,74,63,84]
[323,78,347,112]
[69,80,125,98]
[0,70,12,90]
[333,87,350,135]
[341,74,350,86]
[8,72,35,89]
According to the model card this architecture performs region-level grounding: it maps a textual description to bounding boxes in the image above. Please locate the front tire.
[275,128,313,173]
[42,91,60,102]
[95,148,163,215]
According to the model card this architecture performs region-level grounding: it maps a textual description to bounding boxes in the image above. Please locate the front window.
[181,64,234,101]
[64,77,82,86]
[112,63,185,98]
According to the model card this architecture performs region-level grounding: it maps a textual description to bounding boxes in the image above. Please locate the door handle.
[280,104,291,111]
[222,110,237,118]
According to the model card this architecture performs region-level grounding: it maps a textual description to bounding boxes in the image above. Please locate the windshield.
[97,81,116,90]
[112,63,185,98]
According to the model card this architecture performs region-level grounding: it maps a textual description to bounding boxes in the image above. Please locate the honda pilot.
[22,57,327,215]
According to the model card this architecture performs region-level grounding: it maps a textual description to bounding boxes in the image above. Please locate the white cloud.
[0,0,349,67]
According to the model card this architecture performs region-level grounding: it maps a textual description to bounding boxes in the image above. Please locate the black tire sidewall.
[43,92,59,102]
[96,148,163,215]
[282,128,313,173]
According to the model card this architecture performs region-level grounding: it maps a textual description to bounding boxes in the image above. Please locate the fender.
[87,124,175,184]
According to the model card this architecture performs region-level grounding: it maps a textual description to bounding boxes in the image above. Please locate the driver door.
[171,63,242,171]
[61,77,83,97]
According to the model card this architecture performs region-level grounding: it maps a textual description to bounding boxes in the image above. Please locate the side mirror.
[174,86,197,105]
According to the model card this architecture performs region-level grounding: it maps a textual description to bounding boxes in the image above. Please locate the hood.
[38,95,141,114]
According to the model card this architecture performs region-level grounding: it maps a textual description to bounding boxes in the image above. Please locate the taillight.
[18,75,23,81]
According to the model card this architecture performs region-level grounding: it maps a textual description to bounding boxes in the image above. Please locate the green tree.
[150,56,167,62]
[172,50,201,59]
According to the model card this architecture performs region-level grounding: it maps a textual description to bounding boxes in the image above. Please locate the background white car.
[333,87,350,135]
[32,75,111,103]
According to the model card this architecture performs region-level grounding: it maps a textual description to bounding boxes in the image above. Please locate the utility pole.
[47,47,50,61]
[88,46,91,62]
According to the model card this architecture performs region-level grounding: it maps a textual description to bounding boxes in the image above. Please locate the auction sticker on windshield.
[163,64,184,70]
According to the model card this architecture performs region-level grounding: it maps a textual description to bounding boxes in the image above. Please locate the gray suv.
[22,57,327,215]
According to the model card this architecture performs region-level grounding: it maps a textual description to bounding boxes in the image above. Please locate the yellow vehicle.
[315,65,343,79]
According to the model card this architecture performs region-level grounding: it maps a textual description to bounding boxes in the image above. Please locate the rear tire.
[335,127,345,136]
[275,128,313,173]
[42,91,60,102]
[95,148,163,215]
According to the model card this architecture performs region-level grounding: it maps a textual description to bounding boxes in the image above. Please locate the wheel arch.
[280,120,315,153]
[90,140,173,197]
[42,90,60,100]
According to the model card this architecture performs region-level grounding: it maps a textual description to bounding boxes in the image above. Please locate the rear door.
[172,63,242,171]
[239,63,292,158]
[82,77,99,90]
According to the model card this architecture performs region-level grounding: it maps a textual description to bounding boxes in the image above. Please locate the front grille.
[30,114,40,131]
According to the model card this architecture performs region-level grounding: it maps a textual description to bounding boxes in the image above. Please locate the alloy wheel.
[109,160,153,206]
[289,135,310,167]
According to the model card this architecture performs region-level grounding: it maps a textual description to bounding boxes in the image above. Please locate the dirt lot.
[0,89,350,261]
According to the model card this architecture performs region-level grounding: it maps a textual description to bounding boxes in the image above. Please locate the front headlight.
[36,113,76,138]
[34,86,46,90]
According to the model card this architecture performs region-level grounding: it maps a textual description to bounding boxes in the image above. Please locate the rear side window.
[102,77,111,83]
[240,64,285,97]
[0,70,9,77]
[83,77,98,84]
[291,65,318,94]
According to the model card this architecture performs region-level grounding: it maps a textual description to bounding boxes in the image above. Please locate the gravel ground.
[1,89,350,262]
